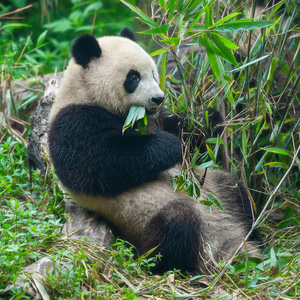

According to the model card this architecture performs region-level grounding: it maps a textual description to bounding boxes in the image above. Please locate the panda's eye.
[129,74,139,82]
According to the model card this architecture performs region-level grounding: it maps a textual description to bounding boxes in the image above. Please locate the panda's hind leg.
[137,200,200,273]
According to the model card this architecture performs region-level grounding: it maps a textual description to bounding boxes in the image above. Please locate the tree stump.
[28,73,113,247]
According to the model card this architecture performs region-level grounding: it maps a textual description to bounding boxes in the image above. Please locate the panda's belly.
[68,165,190,244]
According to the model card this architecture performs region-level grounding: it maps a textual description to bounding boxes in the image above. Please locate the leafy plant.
[119,0,300,297]
[0,135,64,290]
[0,0,137,77]
[121,0,299,207]
[123,106,148,135]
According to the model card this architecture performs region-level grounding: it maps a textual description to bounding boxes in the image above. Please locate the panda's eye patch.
[124,70,141,94]
[124,69,141,94]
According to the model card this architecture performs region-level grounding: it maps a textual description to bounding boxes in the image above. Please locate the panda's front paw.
[155,131,182,164]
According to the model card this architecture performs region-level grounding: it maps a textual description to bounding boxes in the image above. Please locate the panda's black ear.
[120,27,136,42]
[71,34,101,68]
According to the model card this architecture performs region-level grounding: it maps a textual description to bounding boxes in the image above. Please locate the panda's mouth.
[147,107,158,115]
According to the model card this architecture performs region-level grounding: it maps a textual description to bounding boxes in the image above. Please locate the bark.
[28,72,113,247]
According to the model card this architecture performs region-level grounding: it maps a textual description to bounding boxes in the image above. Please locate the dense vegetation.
[0,0,136,76]
[1,0,299,299]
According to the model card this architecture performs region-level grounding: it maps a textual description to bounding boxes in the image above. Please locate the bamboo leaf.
[137,118,147,135]
[178,15,185,39]
[193,182,201,198]
[168,0,176,21]
[213,12,241,27]
[215,20,276,32]
[264,162,289,169]
[185,0,206,15]
[273,2,285,15]
[159,0,166,10]
[205,5,212,29]
[214,135,219,157]
[242,129,247,163]
[159,37,180,45]
[160,53,167,91]
[231,53,271,73]
[191,148,200,166]
[123,106,147,134]
[279,207,295,229]
[206,137,225,145]
[184,2,209,37]
[207,194,227,213]
[177,0,187,13]
[136,106,146,121]
[211,33,239,67]
[199,160,214,168]
[255,153,267,173]
[206,144,216,164]
[175,175,185,190]
[263,147,290,156]
[120,0,157,28]
[123,106,138,129]
[140,24,170,34]
[150,48,167,57]
[200,200,214,207]
[37,30,48,48]
[270,248,277,267]
[0,23,29,30]
[265,16,279,36]
[248,274,260,287]
[211,32,239,50]
[198,36,238,66]
[205,37,221,78]
[180,0,201,15]
[214,54,235,106]
[266,57,278,94]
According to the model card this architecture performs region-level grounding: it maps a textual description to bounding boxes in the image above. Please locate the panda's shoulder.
[55,104,121,125]
[50,104,125,140]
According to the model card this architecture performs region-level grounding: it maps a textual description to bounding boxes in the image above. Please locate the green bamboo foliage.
[121,0,299,213]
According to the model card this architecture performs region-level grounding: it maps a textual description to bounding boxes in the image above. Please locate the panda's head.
[53,28,164,118]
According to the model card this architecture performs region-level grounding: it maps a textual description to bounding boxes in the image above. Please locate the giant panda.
[48,27,260,273]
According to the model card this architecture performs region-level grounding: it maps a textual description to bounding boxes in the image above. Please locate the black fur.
[137,200,200,273]
[48,105,182,197]
[124,69,141,94]
[205,170,261,243]
[72,35,101,68]
[120,27,136,42]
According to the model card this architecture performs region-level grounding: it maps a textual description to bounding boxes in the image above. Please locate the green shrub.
[0,0,136,78]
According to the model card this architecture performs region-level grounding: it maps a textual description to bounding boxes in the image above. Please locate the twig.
[0,4,32,19]
[15,33,32,66]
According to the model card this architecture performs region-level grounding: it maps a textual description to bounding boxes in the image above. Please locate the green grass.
[0,137,63,290]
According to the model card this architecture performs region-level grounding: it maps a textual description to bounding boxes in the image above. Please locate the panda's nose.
[151,96,164,106]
